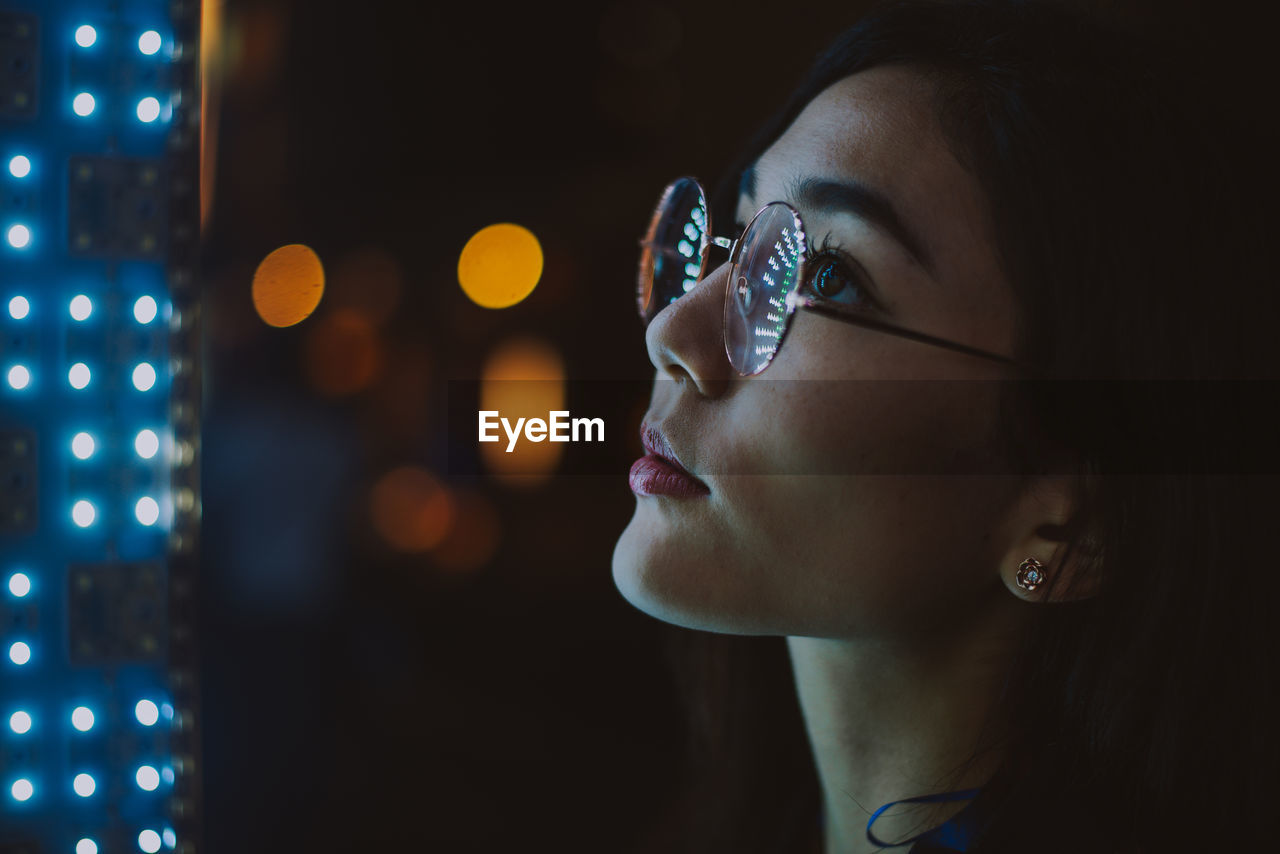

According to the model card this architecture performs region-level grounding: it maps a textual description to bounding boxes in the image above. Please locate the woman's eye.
[808,255,874,310]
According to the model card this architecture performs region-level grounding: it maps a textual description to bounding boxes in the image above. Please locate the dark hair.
[653,2,1278,852]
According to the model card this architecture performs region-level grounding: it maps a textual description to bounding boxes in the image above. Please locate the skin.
[613,65,1089,853]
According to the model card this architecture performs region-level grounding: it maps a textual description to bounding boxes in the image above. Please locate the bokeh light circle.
[369,467,455,552]
[252,244,325,327]
[457,223,543,308]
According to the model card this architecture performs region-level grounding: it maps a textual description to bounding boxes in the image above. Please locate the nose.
[644,260,733,398]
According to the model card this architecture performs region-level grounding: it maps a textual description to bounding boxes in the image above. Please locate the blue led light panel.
[1,2,203,852]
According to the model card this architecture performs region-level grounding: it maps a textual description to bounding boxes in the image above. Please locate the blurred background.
[194,0,1276,850]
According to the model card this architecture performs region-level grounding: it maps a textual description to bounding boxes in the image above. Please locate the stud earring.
[1016,557,1046,592]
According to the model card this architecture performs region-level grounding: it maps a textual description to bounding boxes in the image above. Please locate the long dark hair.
[646,2,1279,852]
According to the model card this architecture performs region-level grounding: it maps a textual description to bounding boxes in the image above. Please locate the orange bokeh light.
[252,243,325,327]
[303,308,383,396]
[370,467,455,552]
[479,337,566,486]
[457,223,543,309]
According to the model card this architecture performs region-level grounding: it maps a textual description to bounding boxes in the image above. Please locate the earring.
[1016,557,1046,592]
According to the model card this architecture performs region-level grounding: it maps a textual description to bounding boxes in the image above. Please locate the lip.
[631,422,710,498]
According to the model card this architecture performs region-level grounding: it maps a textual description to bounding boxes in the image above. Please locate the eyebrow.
[736,162,936,277]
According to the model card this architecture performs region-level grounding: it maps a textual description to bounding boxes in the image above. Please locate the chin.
[611,504,777,635]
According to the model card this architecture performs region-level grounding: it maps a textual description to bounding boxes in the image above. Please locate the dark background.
[195,1,1277,851]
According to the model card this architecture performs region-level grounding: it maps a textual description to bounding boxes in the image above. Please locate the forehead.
[749,64,1011,335]
[753,65,965,211]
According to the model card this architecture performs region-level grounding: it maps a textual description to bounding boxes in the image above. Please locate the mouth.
[630,422,710,498]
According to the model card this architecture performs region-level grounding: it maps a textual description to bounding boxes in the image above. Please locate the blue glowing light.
[71,706,94,732]
[72,773,95,797]
[133,362,157,391]
[9,710,32,734]
[8,155,31,178]
[68,362,91,390]
[75,25,97,48]
[6,365,31,390]
[7,224,31,248]
[71,500,96,527]
[70,294,92,321]
[135,765,160,791]
[138,30,162,55]
[9,642,31,665]
[134,295,159,323]
[137,97,161,123]
[72,93,96,117]
[72,432,95,460]
[7,573,30,598]
[10,778,33,801]
[7,295,29,318]
[135,429,160,459]
[135,699,160,726]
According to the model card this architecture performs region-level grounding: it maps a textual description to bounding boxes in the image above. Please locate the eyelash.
[803,232,882,313]
[728,223,881,313]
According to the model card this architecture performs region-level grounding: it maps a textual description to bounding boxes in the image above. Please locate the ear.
[996,475,1102,604]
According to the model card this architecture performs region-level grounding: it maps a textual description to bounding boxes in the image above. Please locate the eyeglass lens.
[637,177,708,326]
[639,179,807,375]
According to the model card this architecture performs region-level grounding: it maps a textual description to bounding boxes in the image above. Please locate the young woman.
[613,1,1277,852]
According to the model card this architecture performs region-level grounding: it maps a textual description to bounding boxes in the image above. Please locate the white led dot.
[72,500,96,527]
[7,224,31,248]
[134,295,158,323]
[72,432,95,460]
[8,155,31,178]
[77,839,99,854]
[9,711,32,734]
[69,294,92,321]
[132,362,157,391]
[68,362,90,390]
[8,295,30,318]
[72,773,95,797]
[71,706,94,732]
[8,572,31,597]
[162,828,176,848]
[135,429,160,459]
[139,829,161,854]
[7,365,31,389]
[135,699,160,726]
[135,496,160,526]
[136,97,161,123]
[9,641,31,665]
[135,765,160,791]
[138,30,162,55]
[75,25,97,48]
[72,93,95,117]
[11,778,33,801]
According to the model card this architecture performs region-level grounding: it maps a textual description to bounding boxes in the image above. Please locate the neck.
[787,592,1028,854]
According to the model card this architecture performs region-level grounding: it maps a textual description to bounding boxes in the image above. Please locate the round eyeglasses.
[637,176,1019,376]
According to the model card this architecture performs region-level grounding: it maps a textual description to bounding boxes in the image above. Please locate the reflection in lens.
[637,177,708,324]
[723,203,805,375]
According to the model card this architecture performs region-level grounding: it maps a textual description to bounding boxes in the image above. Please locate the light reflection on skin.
[612,65,1089,853]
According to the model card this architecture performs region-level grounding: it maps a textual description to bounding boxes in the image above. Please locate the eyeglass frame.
[637,176,1021,375]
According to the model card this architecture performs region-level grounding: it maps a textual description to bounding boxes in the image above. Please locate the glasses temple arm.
[800,301,1020,366]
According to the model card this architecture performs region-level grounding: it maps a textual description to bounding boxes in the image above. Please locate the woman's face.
[613,65,1031,639]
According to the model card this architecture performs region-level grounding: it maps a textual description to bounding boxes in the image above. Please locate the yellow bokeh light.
[252,243,324,327]
[479,337,565,486]
[457,223,543,309]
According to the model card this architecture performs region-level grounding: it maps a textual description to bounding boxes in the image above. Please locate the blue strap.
[865,787,983,850]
